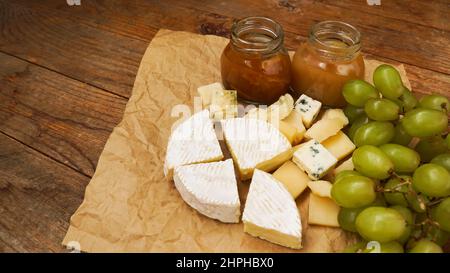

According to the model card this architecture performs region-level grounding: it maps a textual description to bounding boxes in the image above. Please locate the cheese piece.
[173,159,240,223]
[164,109,223,178]
[321,108,349,126]
[210,89,238,120]
[272,161,310,199]
[245,93,293,122]
[292,139,338,180]
[332,157,355,176]
[243,170,302,249]
[308,193,340,227]
[221,118,292,180]
[322,131,356,160]
[307,180,333,198]
[197,82,224,108]
[294,94,322,128]
[272,120,298,145]
[304,118,346,143]
[281,110,306,145]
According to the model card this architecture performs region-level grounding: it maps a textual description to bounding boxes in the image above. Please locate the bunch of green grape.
[333,64,450,253]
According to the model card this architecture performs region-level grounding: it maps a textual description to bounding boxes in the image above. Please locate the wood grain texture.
[11,0,450,98]
[0,133,87,252]
[318,0,450,31]
[0,52,127,177]
[0,1,151,98]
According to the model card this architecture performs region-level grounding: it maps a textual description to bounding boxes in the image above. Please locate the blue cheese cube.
[292,139,337,180]
[294,94,322,128]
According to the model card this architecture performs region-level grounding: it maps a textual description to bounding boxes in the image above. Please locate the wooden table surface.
[0,0,449,252]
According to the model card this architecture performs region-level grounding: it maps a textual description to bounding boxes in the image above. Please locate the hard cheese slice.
[243,169,302,249]
[272,161,310,199]
[221,118,292,180]
[164,109,223,178]
[308,193,340,228]
[174,159,240,223]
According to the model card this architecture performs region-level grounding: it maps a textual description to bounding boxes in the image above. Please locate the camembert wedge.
[164,109,223,178]
[242,170,302,249]
[173,159,241,223]
[221,118,292,180]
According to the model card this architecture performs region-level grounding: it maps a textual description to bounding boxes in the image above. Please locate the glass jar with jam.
[291,21,365,107]
[221,17,291,105]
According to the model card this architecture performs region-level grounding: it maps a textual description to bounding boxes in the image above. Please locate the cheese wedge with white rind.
[221,118,292,180]
[174,159,241,223]
[243,169,302,249]
[164,109,223,178]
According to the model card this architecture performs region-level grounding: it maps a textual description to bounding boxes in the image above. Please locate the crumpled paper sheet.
[62,29,411,253]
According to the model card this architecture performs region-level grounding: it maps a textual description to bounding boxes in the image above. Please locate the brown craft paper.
[62,29,411,253]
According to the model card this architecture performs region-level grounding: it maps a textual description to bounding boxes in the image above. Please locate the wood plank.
[0,1,152,98]
[0,52,127,177]
[318,0,450,32]
[12,0,450,98]
[0,132,88,252]
[171,0,450,75]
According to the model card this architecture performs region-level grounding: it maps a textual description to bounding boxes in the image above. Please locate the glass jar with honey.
[221,17,291,105]
[291,21,365,107]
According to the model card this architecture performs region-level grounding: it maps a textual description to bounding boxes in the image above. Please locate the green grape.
[331,176,376,208]
[365,241,404,253]
[355,207,406,243]
[423,225,450,246]
[353,121,395,147]
[430,153,450,172]
[342,241,367,253]
[364,98,400,121]
[383,176,410,206]
[334,170,362,183]
[395,87,418,113]
[419,94,449,112]
[407,239,443,253]
[392,123,413,146]
[344,104,365,124]
[446,134,450,149]
[347,115,370,140]
[434,197,450,233]
[390,205,413,244]
[338,207,365,232]
[401,108,448,138]
[415,136,448,163]
[379,144,420,173]
[373,64,404,100]
[343,80,379,107]
[353,145,394,179]
[412,163,450,197]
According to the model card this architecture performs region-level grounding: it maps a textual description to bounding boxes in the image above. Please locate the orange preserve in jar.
[291,21,365,107]
[221,17,291,105]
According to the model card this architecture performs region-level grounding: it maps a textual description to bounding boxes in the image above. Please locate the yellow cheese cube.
[322,131,356,160]
[272,161,310,199]
[308,193,340,227]
[332,157,355,176]
[321,109,349,126]
[273,120,298,145]
[304,118,346,143]
[281,111,306,145]
[307,180,332,198]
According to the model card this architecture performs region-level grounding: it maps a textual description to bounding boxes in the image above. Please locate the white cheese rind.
[292,139,337,180]
[221,118,292,179]
[294,94,322,128]
[242,169,302,248]
[164,109,223,177]
[173,159,241,223]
